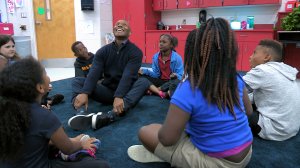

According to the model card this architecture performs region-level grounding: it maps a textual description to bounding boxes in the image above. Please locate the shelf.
[277,31,300,44]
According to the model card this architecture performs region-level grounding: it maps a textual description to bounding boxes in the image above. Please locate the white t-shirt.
[243,62,300,141]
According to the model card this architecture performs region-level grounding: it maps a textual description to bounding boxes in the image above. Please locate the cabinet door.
[198,0,206,7]
[241,42,257,71]
[164,0,177,9]
[145,0,162,30]
[248,0,281,5]
[171,31,189,61]
[236,42,244,71]
[127,0,145,55]
[203,0,222,7]
[223,0,248,6]
[153,0,164,11]
[178,0,199,9]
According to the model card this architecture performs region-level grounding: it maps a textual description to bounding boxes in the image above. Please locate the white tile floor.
[45,68,74,82]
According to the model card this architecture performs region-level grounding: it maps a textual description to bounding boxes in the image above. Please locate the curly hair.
[0,57,44,161]
[184,18,240,118]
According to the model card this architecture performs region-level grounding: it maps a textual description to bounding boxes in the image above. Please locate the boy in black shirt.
[71,41,94,77]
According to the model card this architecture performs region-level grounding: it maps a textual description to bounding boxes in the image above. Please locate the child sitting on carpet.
[243,39,300,141]
[0,57,109,168]
[128,18,253,168]
[0,34,64,110]
[71,41,95,77]
[139,34,183,98]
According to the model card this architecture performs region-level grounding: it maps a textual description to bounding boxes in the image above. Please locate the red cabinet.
[223,0,248,6]
[171,31,189,61]
[153,0,164,11]
[204,0,248,7]
[235,31,274,71]
[178,0,199,9]
[248,0,281,5]
[164,0,178,10]
[203,0,222,7]
[112,0,161,57]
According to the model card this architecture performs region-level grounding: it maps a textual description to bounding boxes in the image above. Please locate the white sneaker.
[127,145,165,163]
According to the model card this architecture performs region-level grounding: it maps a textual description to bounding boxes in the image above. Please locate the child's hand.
[41,104,51,110]
[49,84,53,91]
[73,134,85,141]
[81,137,97,151]
[170,73,177,79]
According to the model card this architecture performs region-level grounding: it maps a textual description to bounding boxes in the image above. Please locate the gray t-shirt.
[243,62,300,141]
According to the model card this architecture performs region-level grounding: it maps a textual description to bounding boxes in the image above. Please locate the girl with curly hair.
[0,57,109,168]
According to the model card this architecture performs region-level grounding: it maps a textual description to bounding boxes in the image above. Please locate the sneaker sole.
[127,145,165,163]
[68,113,95,130]
[92,112,103,129]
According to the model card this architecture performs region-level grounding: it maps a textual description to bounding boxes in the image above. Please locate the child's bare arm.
[243,87,253,116]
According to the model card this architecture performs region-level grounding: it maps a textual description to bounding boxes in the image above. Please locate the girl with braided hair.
[128,18,253,168]
[0,57,109,168]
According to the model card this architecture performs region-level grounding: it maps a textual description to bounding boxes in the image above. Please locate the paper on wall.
[6,0,14,13]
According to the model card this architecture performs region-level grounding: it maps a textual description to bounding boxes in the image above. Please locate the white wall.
[74,0,113,54]
[0,0,113,59]
[162,0,290,27]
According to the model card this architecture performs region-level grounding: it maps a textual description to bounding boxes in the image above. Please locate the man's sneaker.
[68,113,95,130]
[91,111,115,130]
[127,145,165,163]
[48,94,64,105]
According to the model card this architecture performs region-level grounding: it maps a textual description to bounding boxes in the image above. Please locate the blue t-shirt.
[171,75,252,154]
[1,103,61,168]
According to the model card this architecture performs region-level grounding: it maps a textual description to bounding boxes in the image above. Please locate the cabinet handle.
[239,34,248,37]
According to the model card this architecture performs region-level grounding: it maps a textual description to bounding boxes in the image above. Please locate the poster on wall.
[15,0,24,8]
[6,0,15,13]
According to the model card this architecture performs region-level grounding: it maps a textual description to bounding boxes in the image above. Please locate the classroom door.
[33,0,75,60]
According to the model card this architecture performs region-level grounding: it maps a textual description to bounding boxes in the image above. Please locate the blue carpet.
[50,78,300,168]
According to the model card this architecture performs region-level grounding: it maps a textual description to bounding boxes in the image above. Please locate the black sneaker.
[68,113,95,130]
[92,111,116,130]
[48,94,64,105]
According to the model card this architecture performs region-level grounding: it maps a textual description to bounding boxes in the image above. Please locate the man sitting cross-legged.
[68,20,150,131]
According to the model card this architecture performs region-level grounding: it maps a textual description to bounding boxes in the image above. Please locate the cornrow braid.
[184,18,240,118]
